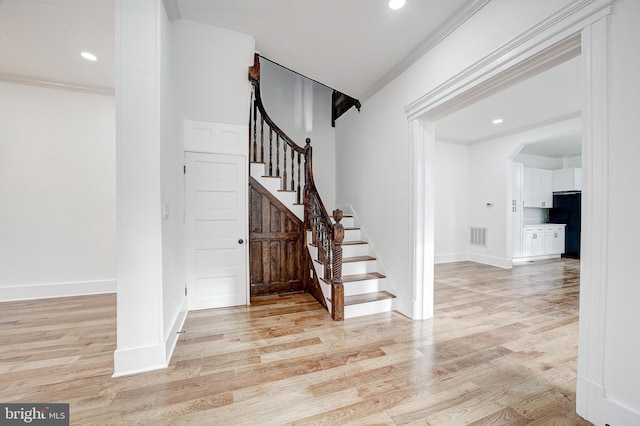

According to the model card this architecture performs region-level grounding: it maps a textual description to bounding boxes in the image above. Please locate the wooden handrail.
[249,54,344,320]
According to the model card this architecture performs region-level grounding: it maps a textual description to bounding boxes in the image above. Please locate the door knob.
[238,239,244,244]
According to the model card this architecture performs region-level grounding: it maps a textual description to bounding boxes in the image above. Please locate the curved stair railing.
[249,55,345,320]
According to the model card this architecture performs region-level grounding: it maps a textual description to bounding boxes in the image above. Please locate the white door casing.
[185,152,248,310]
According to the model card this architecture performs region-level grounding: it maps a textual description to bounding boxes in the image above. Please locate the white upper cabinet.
[513,162,524,206]
[552,167,582,192]
[523,167,553,208]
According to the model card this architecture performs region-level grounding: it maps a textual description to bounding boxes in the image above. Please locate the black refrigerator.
[549,191,581,259]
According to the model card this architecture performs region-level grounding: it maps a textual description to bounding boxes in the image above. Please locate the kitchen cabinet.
[550,226,566,253]
[552,167,582,192]
[520,224,566,258]
[522,226,544,257]
[523,167,553,208]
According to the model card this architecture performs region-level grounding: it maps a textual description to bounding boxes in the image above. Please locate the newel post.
[331,209,345,321]
[248,53,260,84]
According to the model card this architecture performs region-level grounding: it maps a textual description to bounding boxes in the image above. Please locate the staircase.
[250,163,395,319]
[248,54,395,320]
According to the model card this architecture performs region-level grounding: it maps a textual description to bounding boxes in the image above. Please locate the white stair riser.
[344,228,361,241]
[250,162,267,178]
[344,278,383,297]
[341,243,369,258]
[344,298,394,319]
[342,260,379,276]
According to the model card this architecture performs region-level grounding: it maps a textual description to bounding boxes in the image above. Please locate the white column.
[409,118,435,320]
[576,16,609,423]
[113,0,166,376]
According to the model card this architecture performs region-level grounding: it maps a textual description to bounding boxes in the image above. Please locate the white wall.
[602,0,640,417]
[172,20,254,126]
[562,155,582,168]
[513,153,563,169]
[0,81,115,301]
[434,141,469,263]
[260,60,336,209]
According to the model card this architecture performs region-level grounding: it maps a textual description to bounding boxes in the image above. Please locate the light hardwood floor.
[0,259,590,425]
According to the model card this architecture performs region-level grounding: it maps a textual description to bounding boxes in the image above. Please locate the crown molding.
[360,0,492,101]
[0,73,114,96]
[405,0,612,121]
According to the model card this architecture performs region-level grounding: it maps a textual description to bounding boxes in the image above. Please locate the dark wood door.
[249,177,305,296]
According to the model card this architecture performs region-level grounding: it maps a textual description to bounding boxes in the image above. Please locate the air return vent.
[470,227,487,247]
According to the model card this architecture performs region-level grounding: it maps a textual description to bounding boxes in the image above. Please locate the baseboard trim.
[165,299,188,365]
[577,376,640,425]
[512,254,561,264]
[468,253,513,269]
[434,253,512,269]
[113,343,167,378]
[0,279,116,302]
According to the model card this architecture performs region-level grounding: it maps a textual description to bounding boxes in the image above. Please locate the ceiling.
[435,55,582,157]
[0,0,115,93]
[0,0,581,158]
[173,0,478,99]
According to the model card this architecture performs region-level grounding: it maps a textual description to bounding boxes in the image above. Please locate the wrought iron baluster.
[276,135,280,177]
[283,143,288,191]
[259,117,264,163]
[297,151,301,203]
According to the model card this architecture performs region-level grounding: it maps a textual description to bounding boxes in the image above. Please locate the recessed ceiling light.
[81,51,98,62]
[389,0,405,10]
[492,118,504,124]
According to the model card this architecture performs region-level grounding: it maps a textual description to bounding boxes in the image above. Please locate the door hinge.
[183,165,186,174]
[184,287,187,296]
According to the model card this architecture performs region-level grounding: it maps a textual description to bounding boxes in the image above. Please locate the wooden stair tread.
[342,272,385,282]
[344,227,361,231]
[344,291,396,306]
[260,175,281,179]
[343,255,376,263]
[278,189,296,193]
[320,272,384,285]
[342,240,367,246]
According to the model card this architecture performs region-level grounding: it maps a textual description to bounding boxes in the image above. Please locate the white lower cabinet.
[551,228,565,254]
[520,225,565,259]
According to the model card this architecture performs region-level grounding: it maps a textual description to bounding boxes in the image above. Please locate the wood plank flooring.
[0,258,590,425]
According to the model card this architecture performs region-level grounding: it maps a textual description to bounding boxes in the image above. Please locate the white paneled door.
[185,152,248,310]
